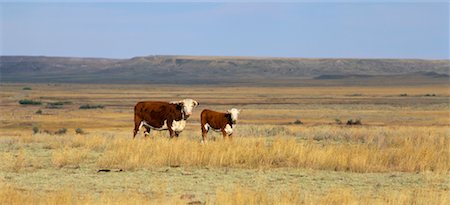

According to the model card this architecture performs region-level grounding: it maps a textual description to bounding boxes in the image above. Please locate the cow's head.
[227,108,241,124]
[171,99,199,118]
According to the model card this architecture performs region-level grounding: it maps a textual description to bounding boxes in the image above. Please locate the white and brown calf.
[200,108,241,142]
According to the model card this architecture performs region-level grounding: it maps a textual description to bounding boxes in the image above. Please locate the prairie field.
[0,83,449,204]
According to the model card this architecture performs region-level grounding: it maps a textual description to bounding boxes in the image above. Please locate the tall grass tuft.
[52,147,88,168]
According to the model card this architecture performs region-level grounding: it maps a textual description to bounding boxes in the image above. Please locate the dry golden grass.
[0,148,43,172]
[1,83,449,204]
[1,184,448,205]
[52,147,89,168]
[0,185,183,205]
[3,125,448,173]
[96,131,449,172]
[216,186,450,205]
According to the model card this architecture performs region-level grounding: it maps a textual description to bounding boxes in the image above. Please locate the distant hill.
[0,55,448,85]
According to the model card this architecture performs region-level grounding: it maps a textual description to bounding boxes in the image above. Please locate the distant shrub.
[399,93,408,97]
[22,87,32,90]
[347,119,362,126]
[46,104,63,109]
[53,101,72,105]
[349,93,362,96]
[35,109,43,114]
[75,128,85,135]
[46,101,72,109]
[334,118,342,125]
[19,99,42,105]
[292,119,303,125]
[32,126,40,134]
[48,102,64,106]
[43,130,53,135]
[55,128,68,135]
[79,104,104,109]
[424,93,436,97]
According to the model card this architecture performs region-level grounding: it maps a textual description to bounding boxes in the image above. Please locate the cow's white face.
[227,108,241,123]
[178,99,198,116]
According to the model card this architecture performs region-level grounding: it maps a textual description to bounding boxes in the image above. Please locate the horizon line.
[1,54,449,61]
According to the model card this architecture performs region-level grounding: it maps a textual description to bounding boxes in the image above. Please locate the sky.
[0,1,448,59]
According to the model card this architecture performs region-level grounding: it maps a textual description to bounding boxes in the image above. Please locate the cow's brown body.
[200,109,235,141]
[133,101,184,138]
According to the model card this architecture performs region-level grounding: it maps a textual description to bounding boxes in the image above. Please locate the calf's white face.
[227,108,241,123]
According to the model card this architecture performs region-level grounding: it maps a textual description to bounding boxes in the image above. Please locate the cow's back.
[135,101,174,127]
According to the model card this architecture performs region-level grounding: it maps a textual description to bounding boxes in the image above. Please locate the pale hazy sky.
[1,1,448,59]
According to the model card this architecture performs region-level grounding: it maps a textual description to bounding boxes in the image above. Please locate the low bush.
[19,99,41,105]
[22,87,32,90]
[75,128,85,135]
[347,119,362,125]
[46,101,72,109]
[46,104,63,109]
[79,104,104,109]
[35,109,43,114]
[54,128,68,135]
[292,119,303,125]
[32,126,40,134]
[49,101,72,105]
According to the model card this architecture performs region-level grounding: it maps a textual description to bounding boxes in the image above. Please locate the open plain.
[0,82,449,204]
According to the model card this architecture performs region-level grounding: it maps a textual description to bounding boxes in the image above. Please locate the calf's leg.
[201,123,209,143]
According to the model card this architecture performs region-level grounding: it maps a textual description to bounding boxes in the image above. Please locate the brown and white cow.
[200,108,241,142]
[133,99,198,138]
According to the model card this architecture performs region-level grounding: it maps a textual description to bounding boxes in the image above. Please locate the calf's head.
[171,99,199,118]
[227,108,241,124]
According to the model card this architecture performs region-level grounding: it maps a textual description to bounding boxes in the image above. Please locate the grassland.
[0,83,449,204]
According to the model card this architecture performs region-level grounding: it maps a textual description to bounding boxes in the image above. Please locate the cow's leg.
[221,129,228,140]
[174,131,181,138]
[166,120,176,138]
[133,119,143,139]
[168,128,176,138]
[144,126,151,138]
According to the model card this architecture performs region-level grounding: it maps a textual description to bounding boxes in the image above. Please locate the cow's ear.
[194,101,199,107]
